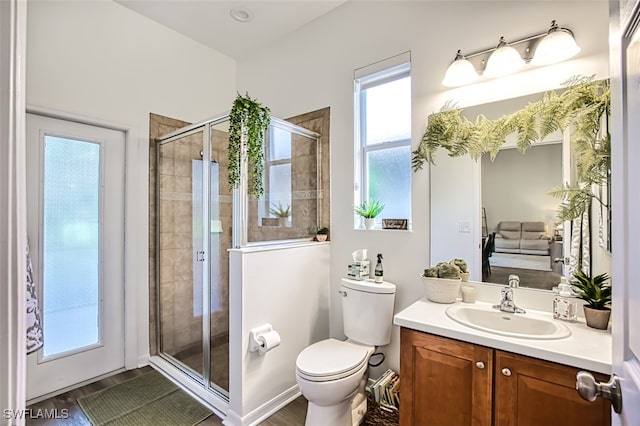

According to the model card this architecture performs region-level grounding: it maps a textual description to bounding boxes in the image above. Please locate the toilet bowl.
[296,278,396,426]
[296,339,374,426]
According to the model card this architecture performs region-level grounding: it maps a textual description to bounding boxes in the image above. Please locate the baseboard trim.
[137,353,150,368]
[224,385,301,426]
[26,367,126,406]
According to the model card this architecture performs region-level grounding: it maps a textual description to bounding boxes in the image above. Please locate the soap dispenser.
[553,277,577,322]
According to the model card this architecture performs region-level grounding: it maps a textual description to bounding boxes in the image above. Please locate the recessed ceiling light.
[230,8,254,23]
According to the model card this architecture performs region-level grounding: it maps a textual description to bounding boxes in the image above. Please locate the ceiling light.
[230,8,254,23]
[484,37,526,78]
[531,20,581,66]
[441,20,580,87]
[442,50,479,87]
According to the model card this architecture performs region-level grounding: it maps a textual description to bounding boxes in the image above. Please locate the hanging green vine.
[412,76,610,222]
[228,93,271,198]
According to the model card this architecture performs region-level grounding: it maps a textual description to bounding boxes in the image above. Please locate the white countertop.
[394,298,612,374]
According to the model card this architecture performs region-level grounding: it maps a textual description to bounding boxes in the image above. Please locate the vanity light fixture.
[442,20,580,87]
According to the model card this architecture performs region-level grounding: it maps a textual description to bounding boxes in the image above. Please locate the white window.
[354,56,412,229]
[259,126,292,225]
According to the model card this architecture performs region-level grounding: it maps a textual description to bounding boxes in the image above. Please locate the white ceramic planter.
[422,275,462,304]
[364,218,375,230]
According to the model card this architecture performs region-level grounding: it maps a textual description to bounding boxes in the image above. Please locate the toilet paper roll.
[257,330,281,355]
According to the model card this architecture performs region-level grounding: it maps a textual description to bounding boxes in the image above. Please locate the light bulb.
[484,37,525,78]
[532,21,581,66]
[442,50,479,87]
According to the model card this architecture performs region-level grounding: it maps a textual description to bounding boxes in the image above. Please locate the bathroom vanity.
[394,299,612,426]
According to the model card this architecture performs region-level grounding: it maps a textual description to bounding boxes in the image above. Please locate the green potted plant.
[269,202,291,226]
[422,259,463,304]
[570,270,612,330]
[354,199,385,230]
[315,227,329,242]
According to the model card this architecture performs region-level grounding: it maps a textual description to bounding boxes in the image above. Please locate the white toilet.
[295,278,396,426]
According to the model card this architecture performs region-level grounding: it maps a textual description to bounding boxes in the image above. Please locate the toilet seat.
[296,339,372,383]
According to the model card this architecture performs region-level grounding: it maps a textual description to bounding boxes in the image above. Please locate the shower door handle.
[196,251,205,262]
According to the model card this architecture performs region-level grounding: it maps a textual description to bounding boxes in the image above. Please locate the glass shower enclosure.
[154,112,320,404]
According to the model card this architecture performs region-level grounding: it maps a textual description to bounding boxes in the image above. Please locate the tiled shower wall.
[248,131,319,242]
[149,113,190,356]
[286,108,331,233]
[149,115,231,356]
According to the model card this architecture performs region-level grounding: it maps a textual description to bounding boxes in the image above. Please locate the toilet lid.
[296,339,370,381]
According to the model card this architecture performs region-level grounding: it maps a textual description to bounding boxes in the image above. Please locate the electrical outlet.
[458,221,471,233]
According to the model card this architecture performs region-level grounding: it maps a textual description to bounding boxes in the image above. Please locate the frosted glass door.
[26,113,125,401]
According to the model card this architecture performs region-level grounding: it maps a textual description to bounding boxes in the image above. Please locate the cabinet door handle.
[501,368,512,377]
[475,361,485,369]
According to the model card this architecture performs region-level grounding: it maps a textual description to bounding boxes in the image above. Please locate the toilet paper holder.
[249,323,278,353]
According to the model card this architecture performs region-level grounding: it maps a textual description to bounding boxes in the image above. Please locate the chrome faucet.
[493,285,526,314]
[508,274,520,288]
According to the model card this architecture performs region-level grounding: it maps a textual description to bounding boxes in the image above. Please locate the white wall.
[228,243,330,425]
[482,144,563,233]
[26,0,236,366]
[236,0,610,374]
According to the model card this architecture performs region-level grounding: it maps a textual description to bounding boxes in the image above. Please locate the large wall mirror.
[428,83,611,291]
[466,94,565,290]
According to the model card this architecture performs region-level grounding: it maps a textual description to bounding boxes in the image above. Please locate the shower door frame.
[154,114,225,402]
[152,112,321,411]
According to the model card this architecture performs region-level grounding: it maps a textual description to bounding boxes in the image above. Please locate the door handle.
[576,371,622,414]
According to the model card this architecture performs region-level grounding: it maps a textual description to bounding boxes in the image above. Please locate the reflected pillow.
[500,230,521,239]
[522,231,549,240]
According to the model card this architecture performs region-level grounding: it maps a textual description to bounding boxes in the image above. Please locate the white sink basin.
[445,305,571,340]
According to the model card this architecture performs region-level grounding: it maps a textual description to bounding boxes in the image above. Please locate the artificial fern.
[413,76,610,223]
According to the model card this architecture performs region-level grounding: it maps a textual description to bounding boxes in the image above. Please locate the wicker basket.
[422,275,461,303]
[364,396,399,426]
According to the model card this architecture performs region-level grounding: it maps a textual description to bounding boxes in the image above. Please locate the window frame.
[263,125,292,222]
[354,62,412,229]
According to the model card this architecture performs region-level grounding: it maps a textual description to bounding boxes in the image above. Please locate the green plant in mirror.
[269,202,291,218]
[228,93,271,198]
[570,270,611,310]
[412,76,610,222]
[354,199,385,218]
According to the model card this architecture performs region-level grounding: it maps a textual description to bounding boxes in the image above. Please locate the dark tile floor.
[26,367,307,425]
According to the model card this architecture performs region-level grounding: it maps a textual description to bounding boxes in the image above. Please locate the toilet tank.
[341,278,396,346]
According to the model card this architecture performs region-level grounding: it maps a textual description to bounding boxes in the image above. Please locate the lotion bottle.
[553,277,577,322]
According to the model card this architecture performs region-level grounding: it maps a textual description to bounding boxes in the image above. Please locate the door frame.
[26,106,143,392]
[610,0,640,424]
[1,0,28,418]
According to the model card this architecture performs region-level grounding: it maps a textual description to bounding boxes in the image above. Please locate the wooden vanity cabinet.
[494,350,611,426]
[400,327,611,426]
[399,328,493,426]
